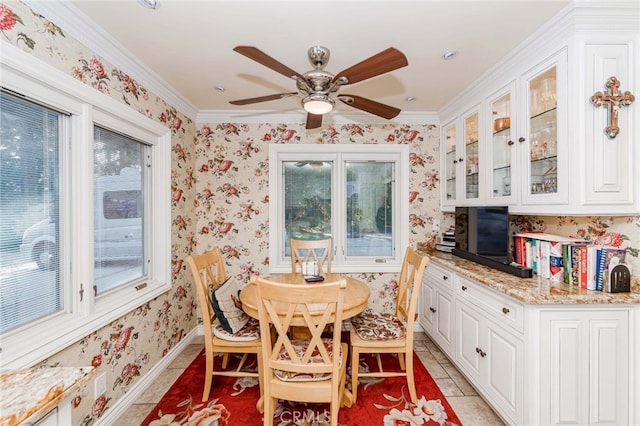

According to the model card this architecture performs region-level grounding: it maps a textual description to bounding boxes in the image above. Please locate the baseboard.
[96,327,200,425]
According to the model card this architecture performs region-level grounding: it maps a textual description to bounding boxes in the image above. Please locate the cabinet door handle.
[453,159,458,164]
[518,137,525,143]
[458,157,464,162]
[502,307,510,314]
[475,347,487,357]
[430,307,437,313]
[461,285,467,291]
[507,140,514,146]
[443,275,448,280]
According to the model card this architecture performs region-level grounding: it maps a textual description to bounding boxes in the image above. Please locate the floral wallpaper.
[191,122,443,318]
[1,2,198,424]
[1,1,638,424]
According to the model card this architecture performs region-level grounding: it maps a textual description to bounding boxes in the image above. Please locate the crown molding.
[24,0,199,121]
[439,0,639,119]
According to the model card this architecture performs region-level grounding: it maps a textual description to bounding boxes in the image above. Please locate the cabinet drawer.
[424,263,454,291]
[456,276,524,333]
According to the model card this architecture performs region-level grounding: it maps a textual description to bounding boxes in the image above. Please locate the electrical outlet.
[433,219,440,232]
[95,372,107,398]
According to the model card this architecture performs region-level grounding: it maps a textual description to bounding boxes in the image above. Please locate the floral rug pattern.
[143,350,461,426]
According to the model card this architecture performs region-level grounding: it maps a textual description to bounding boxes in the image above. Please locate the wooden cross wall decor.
[590,76,635,139]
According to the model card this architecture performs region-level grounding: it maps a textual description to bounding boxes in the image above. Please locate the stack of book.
[513,231,627,290]
[436,227,456,253]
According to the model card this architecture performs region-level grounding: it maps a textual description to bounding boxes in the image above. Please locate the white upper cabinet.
[462,106,481,203]
[486,82,516,205]
[442,120,459,208]
[441,105,483,208]
[438,2,638,215]
[518,51,568,209]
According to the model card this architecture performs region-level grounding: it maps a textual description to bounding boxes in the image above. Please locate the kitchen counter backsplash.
[420,250,640,305]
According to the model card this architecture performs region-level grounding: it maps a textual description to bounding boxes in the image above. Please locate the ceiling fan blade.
[333,47,408,85]
[229,92,297,105]
[233,46,306,81]
[338,94,401,119]
[306,113,323,129]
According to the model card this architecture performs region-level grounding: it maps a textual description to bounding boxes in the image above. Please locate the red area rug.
[142,348,462,425]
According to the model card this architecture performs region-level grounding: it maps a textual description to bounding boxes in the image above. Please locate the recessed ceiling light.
[215,86,226,92]
[137,0,160,10]
[406,96,416,102]
[442,50,458,60]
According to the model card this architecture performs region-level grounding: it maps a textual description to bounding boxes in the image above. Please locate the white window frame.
[269,143,409,274]
[0,42,171,369]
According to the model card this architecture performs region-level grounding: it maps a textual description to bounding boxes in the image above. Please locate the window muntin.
[270,144,409,273]
[0,90,63,333]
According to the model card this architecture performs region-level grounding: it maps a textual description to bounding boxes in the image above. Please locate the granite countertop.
[0,366,94,426]
[422,251,640,306]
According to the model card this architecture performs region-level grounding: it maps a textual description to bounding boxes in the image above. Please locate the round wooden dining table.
[240,272,370,408]
[239,272,370,321]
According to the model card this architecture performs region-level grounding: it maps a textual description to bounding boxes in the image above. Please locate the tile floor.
[115,332,505,425]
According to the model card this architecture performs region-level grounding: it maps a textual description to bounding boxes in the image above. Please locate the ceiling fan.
[229,45,409,129]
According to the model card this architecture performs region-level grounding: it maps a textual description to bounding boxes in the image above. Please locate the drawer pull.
[429,307,436,313]
[502,307,510,314]
[461,285,467,291]
[475,347,487,357]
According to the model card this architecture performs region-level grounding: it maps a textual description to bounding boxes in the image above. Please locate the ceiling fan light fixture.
[302,94,334,115]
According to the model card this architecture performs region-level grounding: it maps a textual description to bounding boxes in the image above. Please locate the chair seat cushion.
[212,317,259,341]
[210,277,249,334]
[351,312,406,341]
[274,338,342,382]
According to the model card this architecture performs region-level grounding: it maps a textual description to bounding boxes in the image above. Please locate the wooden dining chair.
[186,247,262,405]
[349,246,429,404]
[252,275,348,426]
[290,237,332,274]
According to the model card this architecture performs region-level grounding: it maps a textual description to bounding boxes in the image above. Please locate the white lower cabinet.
[456,286,523,425]
[420,263,454,355]
[419,262,636,426]
[538,309,629,426]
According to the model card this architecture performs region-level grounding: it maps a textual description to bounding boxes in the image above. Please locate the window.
[93,126,147,294]
[0,45,171,369]
[269,144,409,273]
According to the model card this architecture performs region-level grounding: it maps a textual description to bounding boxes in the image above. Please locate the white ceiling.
[62,0,570,121]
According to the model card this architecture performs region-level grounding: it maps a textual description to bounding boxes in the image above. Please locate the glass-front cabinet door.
[442,121,458,207]
[520,50,566,206]
[488,84,515,201]
[528,67,557,195]
[463,110,480,200]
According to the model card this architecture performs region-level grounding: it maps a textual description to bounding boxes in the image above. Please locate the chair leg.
[398,351,406,371]
[203,353,213,402]
[405,351,417,404]
[330,398,339,426]
[221,352,230,369]
[263,396,275,426]
[375,353,384,372]
[350,347,359,403]
[256,351,264,413]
